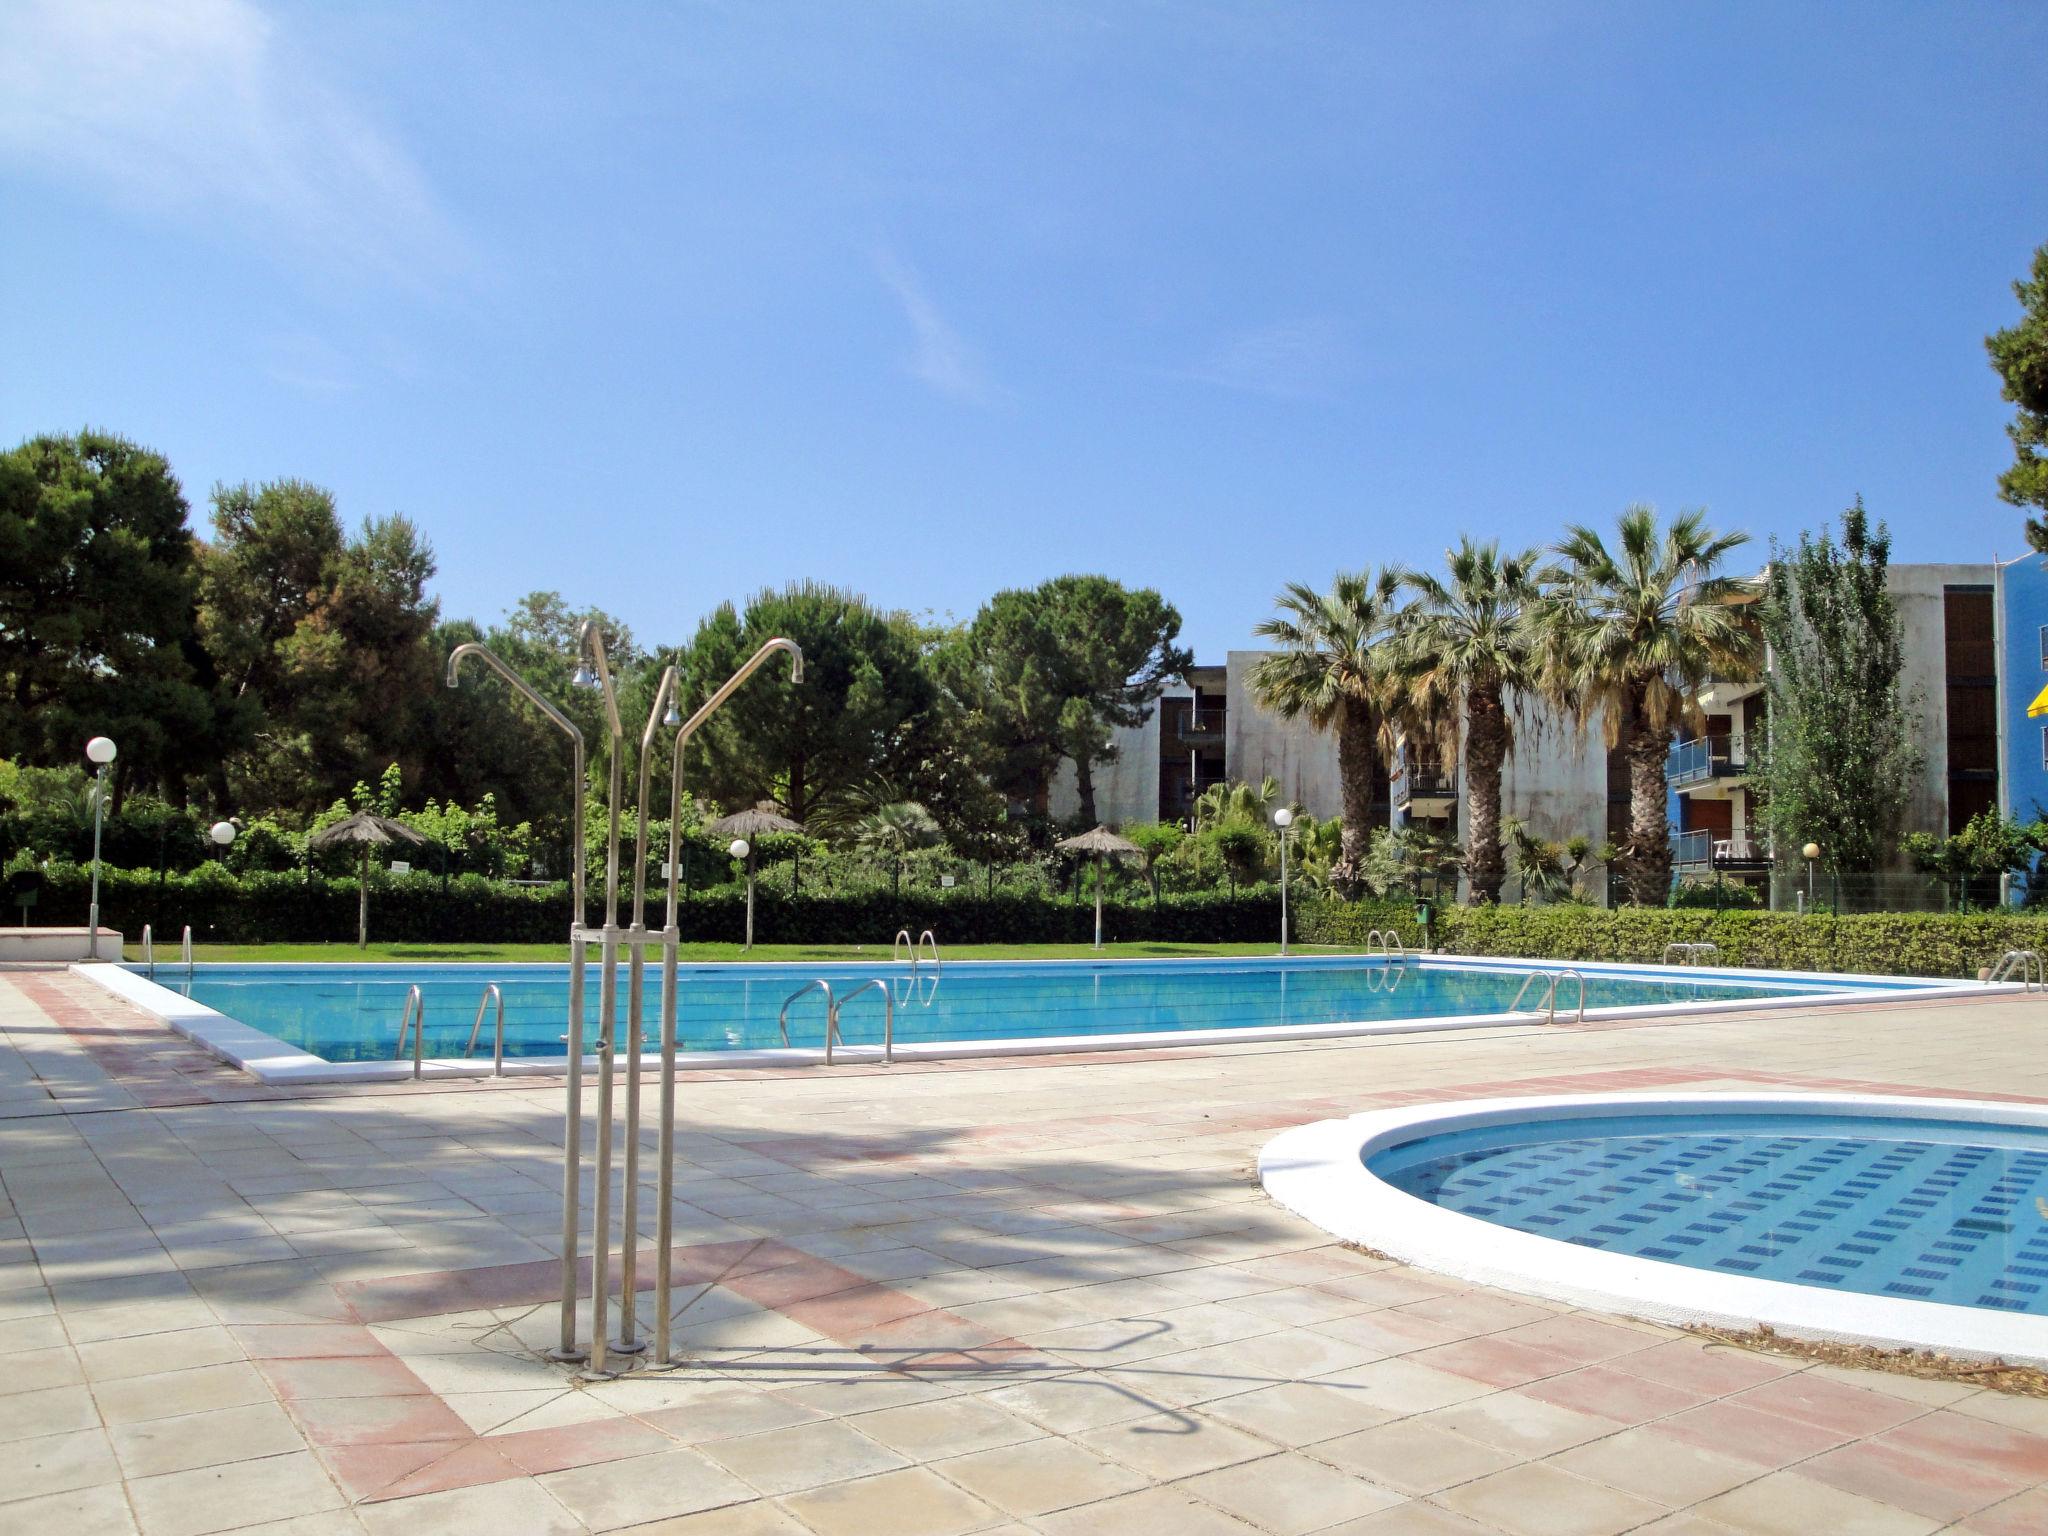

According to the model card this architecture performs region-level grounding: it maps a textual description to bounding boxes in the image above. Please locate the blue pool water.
[144,957,1928,1063]
[1371,1111,2048,1317]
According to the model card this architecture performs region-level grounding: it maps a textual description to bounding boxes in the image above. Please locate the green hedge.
[18,864,1287,947]
[1294,900,2046,980]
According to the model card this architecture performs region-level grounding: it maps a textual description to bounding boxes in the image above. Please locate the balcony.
[1391,759,1457,815]
[1670,831,1771,870]
[1667,732,1749,789]
[1173,706,1227,747]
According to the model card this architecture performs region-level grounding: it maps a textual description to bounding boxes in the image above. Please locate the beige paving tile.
[1552,1425,1762,1506]
[984,1375,1165,1433]
[700,1417,908,1496]
[1315,1418,1519,1496]
[1179,1450,1406,1533]
[1202,1378,1396,1446]
[1422,1394,1617,1457]
[110,1400,304,1478]
[356,1477,584,1536]
[540,1446,760,1531]
[0,1482,138,1535]
[1035,1484,1265,1536]
[937,1436,1147,1516]
[1319,1503,1497,1535]
[608,1502,808,1534]
[1436,1462,1670,1536]
[6,1425,122,1503]
[77,1326,242,1383]
[849,1395,1039,1458]
[0,1381,101,1441]
[1312,1357,1497,1416]
[1076,1410,1271,1479]
[1695,1471,1942,1536]
[92,1361,274,1426]
[1,1343,85,1393]
[126,1449,345,1536]
[776,1466,997,1536]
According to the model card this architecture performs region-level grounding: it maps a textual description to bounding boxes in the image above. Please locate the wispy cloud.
[1180,317,1351,401]
[871,247,1001,403]
[0,0,461,283]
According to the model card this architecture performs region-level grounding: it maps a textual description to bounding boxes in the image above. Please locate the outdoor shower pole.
[443,643,588,1363]
[577,620,627,1379]
[615,664,678,1356]
[650,638,803,1369]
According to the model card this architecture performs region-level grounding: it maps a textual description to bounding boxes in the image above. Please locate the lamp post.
[1273,807,1294,956]
[210,821,237,851]
[84,737,116,958]
[1802,841,1820,913]
[730,839,754,949]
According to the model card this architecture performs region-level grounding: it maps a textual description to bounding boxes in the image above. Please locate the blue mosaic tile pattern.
[1369,1112,2048,1317]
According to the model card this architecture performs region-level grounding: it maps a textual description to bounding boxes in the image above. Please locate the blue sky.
[5,2,2045,658]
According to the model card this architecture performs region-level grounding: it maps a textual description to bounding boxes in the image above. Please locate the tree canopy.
[1987,240,2048,550]
[1752,498,1921,873]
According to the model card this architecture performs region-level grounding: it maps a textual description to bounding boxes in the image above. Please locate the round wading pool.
[1259,1094,2048,1365]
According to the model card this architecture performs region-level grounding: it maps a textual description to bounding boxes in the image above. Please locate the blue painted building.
[1998,553,2048,823]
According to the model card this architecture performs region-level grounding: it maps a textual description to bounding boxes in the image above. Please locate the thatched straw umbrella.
[309,811,429,949]
[1056,825,1141,951]
[704,802,803,949]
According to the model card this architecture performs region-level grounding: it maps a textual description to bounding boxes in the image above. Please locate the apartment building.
[1051,558,2014,891]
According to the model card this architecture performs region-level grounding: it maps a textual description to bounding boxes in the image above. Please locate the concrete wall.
[1047,688,1183,827]
[1486,698,1611,847]
[1223,651,1346,817]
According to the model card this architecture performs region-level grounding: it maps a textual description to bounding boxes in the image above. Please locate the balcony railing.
[1173,707,1227,745]
[1390,761,1457,812]
[1667,732,1748,788]
[1670,831,1771,869]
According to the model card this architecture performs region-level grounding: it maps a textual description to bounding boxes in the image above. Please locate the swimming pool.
[81,954,1970,1083]
[1262,1094,2048,1365]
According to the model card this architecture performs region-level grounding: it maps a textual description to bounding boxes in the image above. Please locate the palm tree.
[1537,507,1759,906]
[852,800,942,898]
[1397,539,1543,904]
[1250,570,1403,897]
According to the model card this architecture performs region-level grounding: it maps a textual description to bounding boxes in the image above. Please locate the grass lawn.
[172,940,1350,965]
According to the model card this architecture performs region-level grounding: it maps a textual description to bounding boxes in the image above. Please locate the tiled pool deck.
[4,965,2047,1535]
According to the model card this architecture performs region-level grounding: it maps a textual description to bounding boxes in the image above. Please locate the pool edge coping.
[1259,1090,2048,1368]
[69,957,2011,1087]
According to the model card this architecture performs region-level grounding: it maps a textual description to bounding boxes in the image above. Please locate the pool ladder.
[1988,950,2044,991]
[1364,929,1406,961]
[892,928,941,968]
[462,984,507,1075]
[394,985,426,1079]
[1662,942,1719,967]
[1509,968,1586,1024]
[139,924,195,982]
[778,978,895,1064]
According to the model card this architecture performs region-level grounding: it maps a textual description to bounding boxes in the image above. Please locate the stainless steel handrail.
[181,925,194,983]
[1989,949,2043,990]
[141,924,154,979]
[892,928,914,964]
[463,983,506,1075]
[917,930,940,969]
[779,979,834,1048]
[1662,942,1719,967]
[395,985,425,1079]
[1363,928,1384,957]
[1555,968,1587,1024]
[1384,931,1405,961]
[831,979,895,1065]
[1508,969,1555,1013]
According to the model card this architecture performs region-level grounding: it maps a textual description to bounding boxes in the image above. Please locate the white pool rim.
[72,955,2002,1088]
[1260,1091,2048,1367]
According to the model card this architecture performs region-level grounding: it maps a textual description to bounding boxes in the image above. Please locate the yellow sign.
[2029,683,2048,719]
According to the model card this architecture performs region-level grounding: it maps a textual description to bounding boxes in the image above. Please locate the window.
[2041,724,2047,771]
[2040,625,2048,669]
